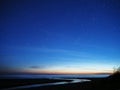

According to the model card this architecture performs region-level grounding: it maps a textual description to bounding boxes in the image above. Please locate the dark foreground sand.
[25,78,120,90]
[0,78,72,89]
[1,73,120,90]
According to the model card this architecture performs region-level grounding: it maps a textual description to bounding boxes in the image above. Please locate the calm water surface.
[2,79,91,90]
[1,74,110,90]
[0,74,110,79]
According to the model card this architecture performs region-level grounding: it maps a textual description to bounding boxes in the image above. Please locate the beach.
[0,78,72,89]
[1,77,120,90]
[0,73,120,90]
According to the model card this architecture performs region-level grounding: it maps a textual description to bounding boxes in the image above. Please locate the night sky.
[0,0,120,74]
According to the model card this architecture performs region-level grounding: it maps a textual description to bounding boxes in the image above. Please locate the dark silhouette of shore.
[28,72,120,90]
[0,72,120,90]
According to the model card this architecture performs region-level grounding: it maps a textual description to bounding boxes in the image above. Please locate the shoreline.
[1,77,120,90]
[0,78,73,89]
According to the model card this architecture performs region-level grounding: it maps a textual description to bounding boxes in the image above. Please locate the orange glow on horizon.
[2,66,113,74]
[23,68,113,74]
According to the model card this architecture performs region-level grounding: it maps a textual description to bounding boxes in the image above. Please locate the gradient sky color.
[0,0,120,74]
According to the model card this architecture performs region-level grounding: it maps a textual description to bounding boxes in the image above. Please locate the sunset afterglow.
[1,0,120,75]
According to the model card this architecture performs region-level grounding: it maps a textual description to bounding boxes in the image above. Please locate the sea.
[0,74,110,90]
[0,74,110,79]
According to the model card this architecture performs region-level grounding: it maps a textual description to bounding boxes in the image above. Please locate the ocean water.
[1,74,110,90]
[2,79,91,90]
[0,74,110,79]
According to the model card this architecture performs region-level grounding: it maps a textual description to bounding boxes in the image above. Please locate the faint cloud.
[29,65,49,69]
[10,45,119,60]
[6,46,93,59]
[29,66,41,69]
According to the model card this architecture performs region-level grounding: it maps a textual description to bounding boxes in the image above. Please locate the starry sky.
[0,0,120,74]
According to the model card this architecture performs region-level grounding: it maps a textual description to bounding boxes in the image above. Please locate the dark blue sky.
[0,0,120,74]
